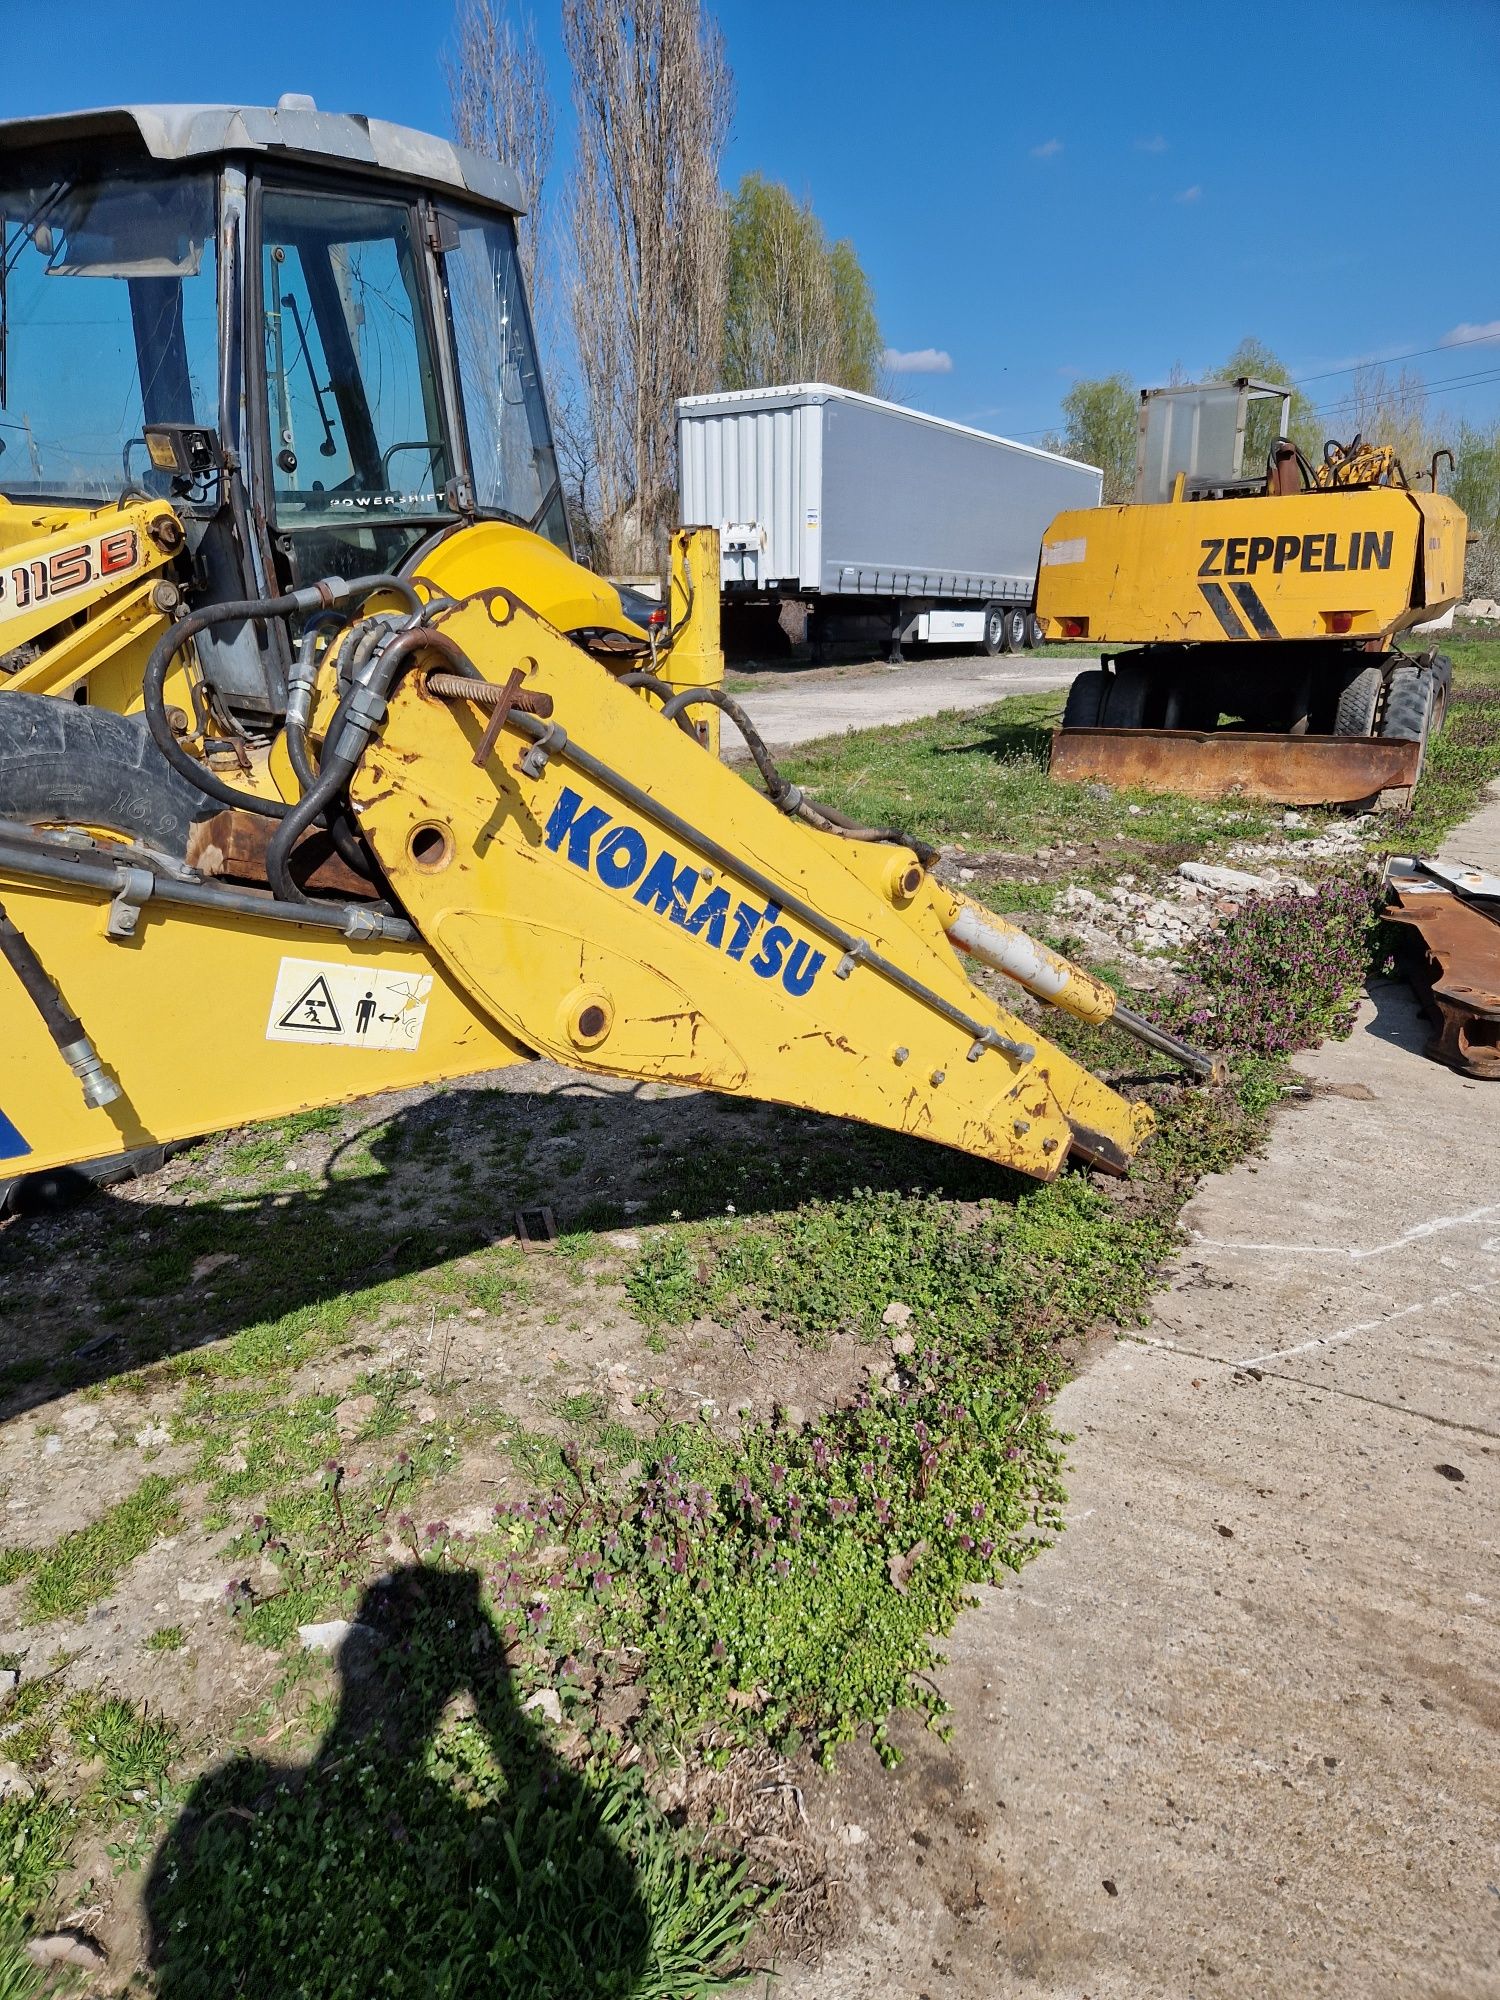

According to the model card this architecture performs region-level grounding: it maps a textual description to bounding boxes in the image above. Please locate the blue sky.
[5,0,1499,443]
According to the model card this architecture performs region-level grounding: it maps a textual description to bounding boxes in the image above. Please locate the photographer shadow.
[145,1565,651,1999]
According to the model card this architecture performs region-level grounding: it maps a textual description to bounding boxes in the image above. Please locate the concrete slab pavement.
[730,653,1087,750]
[785,788,1500,2000]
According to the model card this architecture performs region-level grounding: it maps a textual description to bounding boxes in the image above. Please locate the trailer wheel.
[1004,607,1029,653]
[982,603,1008,657]
[1025,612,1044,650]
[1332,663,1384,737]
[0,694,209,858]
[1061,670,1108,727]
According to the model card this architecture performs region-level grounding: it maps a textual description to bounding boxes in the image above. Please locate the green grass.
[777,636,1500,871]
[147,1577,761,1998]
[1,1476,181,1625]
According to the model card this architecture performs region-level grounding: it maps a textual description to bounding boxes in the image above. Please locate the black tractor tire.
[1379,663,1435,744]
[1025,612,1045,650]
[0,695,209,858]
[1061,669,1108,728]
[1333,663,1385,738]
[982,602,1009,657]
[1100,662,1159,729]
[1429,652,1453,738]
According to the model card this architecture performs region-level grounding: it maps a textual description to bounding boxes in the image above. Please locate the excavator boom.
[0,102,1196,1203]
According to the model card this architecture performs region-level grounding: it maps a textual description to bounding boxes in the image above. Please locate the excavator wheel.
[1061,669,1108,728]
[0,695,209,858]
[1333,663,1385,737]
[1379,663,1436,768]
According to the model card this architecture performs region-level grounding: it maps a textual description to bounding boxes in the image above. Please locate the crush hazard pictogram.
[276,975,343,1034]
[265,957,432,1052]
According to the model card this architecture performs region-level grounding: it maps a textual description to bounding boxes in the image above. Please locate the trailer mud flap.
[1049,728,1422,809]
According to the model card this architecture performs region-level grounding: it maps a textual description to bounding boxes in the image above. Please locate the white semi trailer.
[676,382,1101,661]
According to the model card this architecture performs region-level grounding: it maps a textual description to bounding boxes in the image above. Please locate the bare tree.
[444,1,554,314]
[1341,363,1433,480]
[564,0,732,572]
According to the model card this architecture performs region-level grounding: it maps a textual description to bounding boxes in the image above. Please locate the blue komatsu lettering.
[594,824,648,890]
[782,940,825,997]
[751,924,792,979]
[684,885,731,947]
[633,849,700,923]
[544,786,611,869]
[725,901,764,960]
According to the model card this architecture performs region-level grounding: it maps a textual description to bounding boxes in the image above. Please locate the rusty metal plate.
[1384,879,1500,1080]
[1049,728,1421,808]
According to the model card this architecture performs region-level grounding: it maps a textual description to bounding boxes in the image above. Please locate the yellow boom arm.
[0,531,1171,1191]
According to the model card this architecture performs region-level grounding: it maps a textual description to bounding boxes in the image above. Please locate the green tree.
[1220,336,1320,467]
[723,173,881,393]
[1057,373,1137,502]
[1450,417,1500,533]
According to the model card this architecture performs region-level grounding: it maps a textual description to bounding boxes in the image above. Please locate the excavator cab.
[0,99,629,721]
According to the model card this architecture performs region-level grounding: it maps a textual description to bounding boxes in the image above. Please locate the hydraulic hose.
[657,684,940,864]
[141,573,420,820]
[266,624,476,903]
[0,895,120,1107]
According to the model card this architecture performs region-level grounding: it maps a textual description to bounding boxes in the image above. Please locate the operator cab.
[0,97,568,710]
[1134,378,1294,504]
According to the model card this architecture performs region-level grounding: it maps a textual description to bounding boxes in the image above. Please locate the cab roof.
[0,99,524,215]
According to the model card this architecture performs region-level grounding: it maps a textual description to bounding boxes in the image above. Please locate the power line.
[1292,326,1500,388]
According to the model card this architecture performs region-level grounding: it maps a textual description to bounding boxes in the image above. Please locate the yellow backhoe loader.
[1036,378,1467,808]
[0,100,1207,1213]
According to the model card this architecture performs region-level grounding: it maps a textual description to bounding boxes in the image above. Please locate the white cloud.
[1442,320,1500,345]
[1135,134,1168,153]
[1174,184,1203,204]
[1030,138,1064,159]
[884,347,953,375]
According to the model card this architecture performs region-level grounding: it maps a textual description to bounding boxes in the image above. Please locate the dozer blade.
[1050,728,1421,810]
[349,576,1154,1184]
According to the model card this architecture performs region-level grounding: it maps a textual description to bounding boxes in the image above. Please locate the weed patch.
[1,1476,181,1625]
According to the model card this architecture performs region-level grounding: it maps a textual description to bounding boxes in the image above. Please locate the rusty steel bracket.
[1050,728,1422,809]
[1384,859,1500,1080]
[471,667,525,768]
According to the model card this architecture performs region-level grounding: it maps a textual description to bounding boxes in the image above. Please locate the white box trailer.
[676,382,1101,659]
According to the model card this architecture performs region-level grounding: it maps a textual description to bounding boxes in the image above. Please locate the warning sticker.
[265,958,432,1053]
[1040,536,1086,568]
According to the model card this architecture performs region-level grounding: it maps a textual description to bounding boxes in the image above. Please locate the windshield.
[0,169,218,502]
[441,206,567,549]
[261,187,452,529]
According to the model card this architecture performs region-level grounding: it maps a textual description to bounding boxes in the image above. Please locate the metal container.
[676,383,1102,611]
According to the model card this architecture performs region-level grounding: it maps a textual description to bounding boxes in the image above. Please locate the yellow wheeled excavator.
[1036,377,1467,807]
[0,100,1208,1212]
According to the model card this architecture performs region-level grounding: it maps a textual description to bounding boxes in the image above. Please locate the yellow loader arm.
[0,532,1206,1195]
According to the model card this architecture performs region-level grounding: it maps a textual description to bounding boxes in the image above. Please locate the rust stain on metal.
[1384,881,1500,1079]
[1050,727,1421,808]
